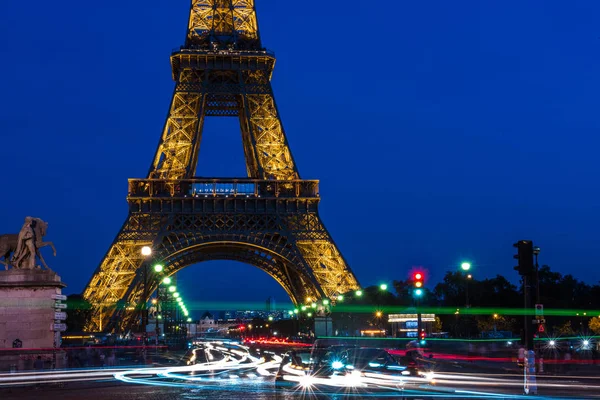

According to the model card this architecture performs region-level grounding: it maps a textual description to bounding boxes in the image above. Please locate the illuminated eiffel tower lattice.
[83,0,360,332]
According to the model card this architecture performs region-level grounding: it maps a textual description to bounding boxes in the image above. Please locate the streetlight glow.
[461,262,471,271]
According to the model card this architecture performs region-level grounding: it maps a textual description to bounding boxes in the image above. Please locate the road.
[1,341,599,399]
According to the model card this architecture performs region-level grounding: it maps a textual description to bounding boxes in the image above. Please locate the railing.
[172,47,275,58]
[128,179,319,199]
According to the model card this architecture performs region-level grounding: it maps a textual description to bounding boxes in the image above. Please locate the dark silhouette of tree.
[66,294,92,332]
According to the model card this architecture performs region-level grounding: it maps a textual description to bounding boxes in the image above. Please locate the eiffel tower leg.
[82,213,163,332]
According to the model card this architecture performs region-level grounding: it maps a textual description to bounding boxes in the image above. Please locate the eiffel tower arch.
[83,0,360,332]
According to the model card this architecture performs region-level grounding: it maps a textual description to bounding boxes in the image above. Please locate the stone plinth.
[0,269,66,371]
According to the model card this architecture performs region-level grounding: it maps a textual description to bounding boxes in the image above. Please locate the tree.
[432,316,443,333]
[589,317,600,335]
[66,294,92,332]
[556,321,575,336]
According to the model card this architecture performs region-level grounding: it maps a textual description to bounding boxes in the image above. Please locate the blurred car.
[336,347,423,377]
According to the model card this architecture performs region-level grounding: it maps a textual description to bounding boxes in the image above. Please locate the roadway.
[1,341,599,399]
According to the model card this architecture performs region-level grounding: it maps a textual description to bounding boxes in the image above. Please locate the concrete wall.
[0,270,66,371]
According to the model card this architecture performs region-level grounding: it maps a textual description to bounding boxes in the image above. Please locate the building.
[388,313,436,338]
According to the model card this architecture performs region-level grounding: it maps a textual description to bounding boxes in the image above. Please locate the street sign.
[51,294,67,301]
[535,304,543,316]
[55,303,67,309]
[538,324,545,333]
[54,312,67,320]
[50,323,67,332]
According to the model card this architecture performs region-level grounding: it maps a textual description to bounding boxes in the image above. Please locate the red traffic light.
[414,273,423,280]
[419,331,426,339]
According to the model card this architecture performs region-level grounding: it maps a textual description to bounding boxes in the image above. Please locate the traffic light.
[413,272,424,297]
[513,240,534,276]
[419,330,426,340]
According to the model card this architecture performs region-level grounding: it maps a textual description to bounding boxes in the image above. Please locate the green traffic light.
[414,288,424,297]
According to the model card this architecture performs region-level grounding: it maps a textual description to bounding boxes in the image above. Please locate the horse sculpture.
[0,217,56,271]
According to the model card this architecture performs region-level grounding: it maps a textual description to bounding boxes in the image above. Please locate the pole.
[416,297,422,339]
[466,278,470,308]
[142,263,148,345]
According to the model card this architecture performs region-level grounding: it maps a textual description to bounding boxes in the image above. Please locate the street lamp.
[460,262,473,308]
[140,246,154,343]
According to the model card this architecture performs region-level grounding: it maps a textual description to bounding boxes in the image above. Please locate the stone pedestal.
[0,269,67,371]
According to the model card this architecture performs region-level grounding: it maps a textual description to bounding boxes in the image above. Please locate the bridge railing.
[128,179,319,199]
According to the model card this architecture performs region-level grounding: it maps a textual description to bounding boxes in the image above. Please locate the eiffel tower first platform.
[83,0,360,332]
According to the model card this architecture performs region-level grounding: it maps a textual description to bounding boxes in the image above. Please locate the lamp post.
[460,262,472,308]
[141,246,153,344]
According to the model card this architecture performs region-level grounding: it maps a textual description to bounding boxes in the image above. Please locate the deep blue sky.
[1,1,599,311]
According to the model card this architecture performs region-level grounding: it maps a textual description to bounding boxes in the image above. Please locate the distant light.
[187,318,192,322]
[268,316,273,321]
[306,297,312,303]
[307,313,313,317]
[461,262,471,271]
[157,315,162,319]
[301,306,307,311]
[549,340,556,347]
[174,292,180,298]
[376,311,382,318]
[355,290,363,297]
[332,361,344,369]
[323,299,330,305]
[162,277,172,285]
[380,284,388,291]
[184,311,189,316]
[141,246,152,256]
[467,274,472,279]
[153,264,163,273]
[507,341,512,345]
[294,309,299,314]
[583,340,590,347]
[311,303,317,309]
[337,295,344,301]
[169,286,176,292]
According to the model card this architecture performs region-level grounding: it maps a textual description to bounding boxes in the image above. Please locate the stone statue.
[0,217,56,271]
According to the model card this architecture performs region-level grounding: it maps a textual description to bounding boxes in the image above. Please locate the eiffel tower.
[83,0,360,332]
